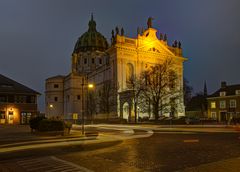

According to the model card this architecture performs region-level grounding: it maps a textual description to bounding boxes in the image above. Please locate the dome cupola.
[73,14,108,53]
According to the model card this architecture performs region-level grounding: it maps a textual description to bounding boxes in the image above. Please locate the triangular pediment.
[138,39,175,56]
[137,28,175,56]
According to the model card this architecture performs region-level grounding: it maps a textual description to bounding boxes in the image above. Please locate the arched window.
[126,63,134,85]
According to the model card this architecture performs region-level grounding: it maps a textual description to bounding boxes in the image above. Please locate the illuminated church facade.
[45,16,187,122]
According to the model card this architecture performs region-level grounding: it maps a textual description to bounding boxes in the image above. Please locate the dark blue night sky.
[0,0,240,111]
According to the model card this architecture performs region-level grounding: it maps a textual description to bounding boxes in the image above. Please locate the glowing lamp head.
[49,104,53,108]
[88,84,94,89]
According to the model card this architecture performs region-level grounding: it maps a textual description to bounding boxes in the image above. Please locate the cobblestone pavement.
[182,157,240,172]
[1,124,240,171]
[58,130,240,172]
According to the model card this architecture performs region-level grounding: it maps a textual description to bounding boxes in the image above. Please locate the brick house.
[0,74,40,124]
[207,82,240,122]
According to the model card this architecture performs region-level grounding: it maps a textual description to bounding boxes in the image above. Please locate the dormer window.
[220,91,226,97]
[236,90,240,95]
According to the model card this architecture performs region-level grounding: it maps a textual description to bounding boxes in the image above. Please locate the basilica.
[45,15,187,122]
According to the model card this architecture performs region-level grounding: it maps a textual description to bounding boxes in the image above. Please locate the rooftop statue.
[147,17,154,28]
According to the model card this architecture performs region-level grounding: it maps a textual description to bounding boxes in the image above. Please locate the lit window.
[220,92,226,97]
[230,99,236,108]
[211,102,216,109]
[0,111,5,119]
[236,90,240,95]
[219,101,226,109]
[211,112,217,119]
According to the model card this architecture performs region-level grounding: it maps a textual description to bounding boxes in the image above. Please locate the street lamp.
[88,84,94,89]
[49,104,54,118]
[81,77,94,135]
[87,83,94,124]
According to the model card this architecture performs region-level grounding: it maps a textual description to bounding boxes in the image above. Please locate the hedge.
[29,116,46,130]
[29,117,72,133]
[38,119,65,132]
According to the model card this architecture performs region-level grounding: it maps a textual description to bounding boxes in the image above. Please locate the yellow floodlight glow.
[49,104,53,108]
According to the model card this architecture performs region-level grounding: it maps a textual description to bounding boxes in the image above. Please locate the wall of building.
[0,102,38,124]
[208,96,240,121]
[45,76,64,119]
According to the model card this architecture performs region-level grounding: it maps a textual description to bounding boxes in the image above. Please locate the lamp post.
[81,78,85,135]
[49,104,53,118]
[87,84,94,123]
[81,77,94,135]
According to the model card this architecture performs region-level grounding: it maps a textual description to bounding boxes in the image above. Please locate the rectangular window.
[236,90,240,95]
[26,96,35,103]
[77,95,81,100]
[230,99,236,108]
[67,95,70,102]
[220,92,226,97]
[99,58,102,65]
[211,102,216,109]
[0,111,5,119]
[31,96,36,104]
[84,58,87,64]
[21,112,32,124]
[15,95,27,103]
[211,112,217,119]
[0,95,7,102]
[54,97,58,102]
[92,58,95,64]
[219,100,226,109]
[54,84,59,88]
[8,95,14,103]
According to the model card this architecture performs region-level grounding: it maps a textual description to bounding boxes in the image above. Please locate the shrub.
[38,119,64,132]
[64,121,72,129]
[29,116,46,130]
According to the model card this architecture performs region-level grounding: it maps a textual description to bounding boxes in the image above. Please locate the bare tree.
[127,75,144,123]
[183,77,193,106]
[98,80,116,120]
[87,90,97,122]
[140,59,181,120]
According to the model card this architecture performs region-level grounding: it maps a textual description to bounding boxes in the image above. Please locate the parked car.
[185,117,200,124]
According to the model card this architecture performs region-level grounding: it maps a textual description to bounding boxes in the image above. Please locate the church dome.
[73,15,108,53]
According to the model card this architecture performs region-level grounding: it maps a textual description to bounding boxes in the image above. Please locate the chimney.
[221,81,227,88]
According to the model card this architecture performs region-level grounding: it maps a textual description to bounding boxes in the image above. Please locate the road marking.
[183,139,199,143]
[16,156,93,172]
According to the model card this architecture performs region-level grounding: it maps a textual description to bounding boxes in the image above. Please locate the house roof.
[0,74,40,95]
[46,75,65,81]
[208,84,240,98]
